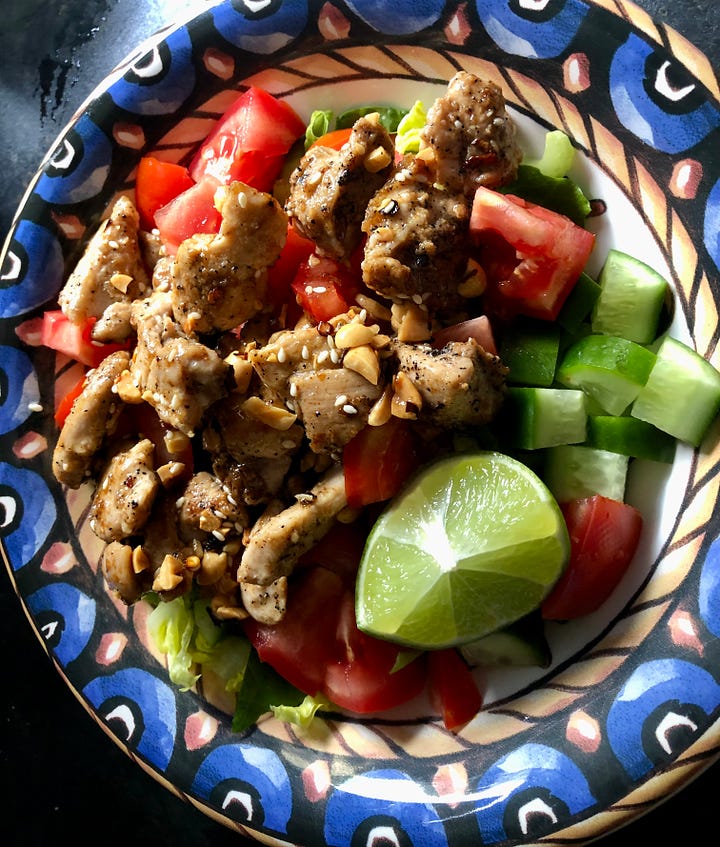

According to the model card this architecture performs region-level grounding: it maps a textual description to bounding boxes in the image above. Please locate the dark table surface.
[1,2,719,845]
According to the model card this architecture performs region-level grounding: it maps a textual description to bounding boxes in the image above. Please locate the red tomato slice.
[428,648,484,730]
[135,156,195,231]
[470,187,595,321]
[41,311,128,368]
[309,127,353,150]
[432,316,498,356]
[266,223,316,313]
[190,87,305,189]
[54,373,86,427]
[244,566,426,713]
[154,176,222,254]
[296,519,367,585]
[343,417,419,509]
[291,254,361,322]
[541,495,643,620]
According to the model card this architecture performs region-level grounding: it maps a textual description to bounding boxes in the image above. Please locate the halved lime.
[355,452,570,650]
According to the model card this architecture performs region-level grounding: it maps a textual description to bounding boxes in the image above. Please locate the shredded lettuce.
[147,595,201,690]
[305,109,334,148]
[232,650,306,733]
[395,100,427,155]
[336,105,407,133]
[271,693,332,728]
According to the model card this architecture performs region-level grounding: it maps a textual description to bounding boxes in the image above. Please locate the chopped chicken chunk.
[52,350,129,488]
[286,113,395,259]
[392,338,507,428]
[171,182,287,334]
[58,195,149,324]
[237,464,347,589]
[89,439,159,542]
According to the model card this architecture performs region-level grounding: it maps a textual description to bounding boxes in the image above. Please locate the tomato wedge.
[343,417,419,509]
[471,187,595,321]
[190,87,305,191]
[54,373,86,427]
[428,648,484,731]
[244,566,427,713]
[154,176,222,254]
[310,127,353,150]
[41,311,128,368]
[266,223,316,313]
[135,156,195,231]
[542,495,643,620]
[291,253,361,322]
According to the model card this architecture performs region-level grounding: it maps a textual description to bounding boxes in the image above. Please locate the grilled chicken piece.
[102,542,146,605]
[240,577,288,625]
[58,195,149,324]
[362,73,521,309]
[52,350,130,488]
[128,291,228,437]
[392,338,507,428]
[89,439,159,542]
[290,367,383,453]
[202,394,305,505]
[421,71,522,196]
[171,182,287,334]
[286,113,395,259]
[177,471,249,542]
[361,156,470,308]
[249,323,339,406]
[91,300,134,344]
[237,464,347,588]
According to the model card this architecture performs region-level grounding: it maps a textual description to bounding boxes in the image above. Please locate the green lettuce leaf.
[336,105,408,133]
[525,129,577,178]
[232,650,306,733]
[147,595,200,691]
[305,109,334,148]
[395,100,427,155]
[271,693,332,728]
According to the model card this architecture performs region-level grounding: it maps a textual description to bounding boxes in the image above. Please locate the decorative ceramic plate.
[3,0,720,843]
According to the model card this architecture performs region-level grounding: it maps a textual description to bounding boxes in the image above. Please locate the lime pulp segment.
[355,452,570,650]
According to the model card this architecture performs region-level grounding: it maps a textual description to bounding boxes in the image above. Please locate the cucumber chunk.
[592,249,668,343]
[543,445,629,502]
[557,272,601,335]
[585,416,676,463]
[500,327,560,387]
[504,387,587,450]
[556,334,656,415]
[459,615,551,668]
[630,336,720,446]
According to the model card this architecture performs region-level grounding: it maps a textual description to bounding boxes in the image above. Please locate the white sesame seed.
[412,293,423,305]
[286,399,296,412]
[329,349,340,364]
[212,529,226,541]
[357,308,367,323]
[308,254,320,267]
[277,346,287,363]
[342,404,358,415]
[176,496,185,508]
[312,286,327,294]
[289,382,297,397]
[213,509,226,519]
[226,493,237,506]
[334,394,348,407]
[327,334,335,348]
[316,350,329,364]
[237,191,248,208]
[108,239,119,250]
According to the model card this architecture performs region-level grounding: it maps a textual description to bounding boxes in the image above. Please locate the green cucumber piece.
[557,272,601,335]
[504,387,587,450]
[500,327,561,387]
[592,249,668,343]
[585,416,676,463]
[631,336,720,446]
[543,445,629,502]
[459,615,551,668]
[556,334,656,415]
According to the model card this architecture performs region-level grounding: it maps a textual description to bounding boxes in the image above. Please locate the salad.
[44,73,720,732]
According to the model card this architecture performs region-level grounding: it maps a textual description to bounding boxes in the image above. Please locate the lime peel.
[355,452,570,650]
